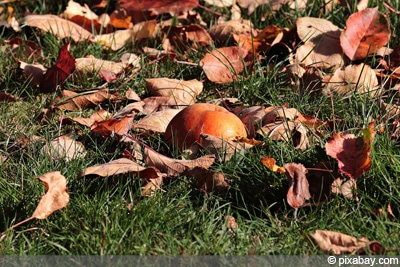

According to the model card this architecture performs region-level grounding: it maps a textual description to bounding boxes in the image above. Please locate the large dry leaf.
[284,163,310,209]
[325,123,375,180]
[297,17,340,42]
[95,20,157,50]
[236,0,283,14]
[340,7,391,61]
[71,109,112,127]
[41,135,86,162]
[323,64,379,96]
[75,53,140,76]
[141,176,164,197]
[295,17,344,68]
[61,0,98,20]
[54,89,119,111]
[32,171,70,219]
[200,46,253,83]
[162,24,213,52]
[146,78,203,105]
[144,147,215,177]
[309,230,385,254]
[132,108,181,133]
[24,14,94,42]
[209,19,253,45]
[79,158,160,178]
[204,0,235,7]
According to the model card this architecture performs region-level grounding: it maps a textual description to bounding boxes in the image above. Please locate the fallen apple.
[164,103,247,151]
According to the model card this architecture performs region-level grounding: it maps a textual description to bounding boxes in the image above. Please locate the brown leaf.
[79,158,160,178]
[32,171,70,219]
[325,123,375,179]
[297,17,340,42]
[162,24,212,53]
[40,135,86,162]
[23,14,94,42]
[209,19,253,45]
[142,96,186,114]
[54,89,119,111]
[323,64,379,96]
[284,163,310,209]
[19,61,46,86]
[146,78,203,105]
[132,108,181,133]
[144,147,215,177]
[306,162,337,202]
[331,177,357,200]
[200,46,253,83]
[0,92,21,102]
[71,109,112,127]
[309,230,385,254]
[141,176,164,197]
[340,7,391,61]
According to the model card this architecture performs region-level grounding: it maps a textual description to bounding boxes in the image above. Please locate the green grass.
[1,0,400,255]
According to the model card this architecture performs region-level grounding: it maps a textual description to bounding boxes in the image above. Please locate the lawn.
[0,0,399,255]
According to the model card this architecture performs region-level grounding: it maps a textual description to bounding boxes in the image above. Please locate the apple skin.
[164,103,247,150]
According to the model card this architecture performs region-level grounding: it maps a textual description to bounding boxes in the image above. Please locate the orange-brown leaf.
[91,115,134,137]
[261,156,285,173]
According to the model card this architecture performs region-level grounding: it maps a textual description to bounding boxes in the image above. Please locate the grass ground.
[0,0,400,255]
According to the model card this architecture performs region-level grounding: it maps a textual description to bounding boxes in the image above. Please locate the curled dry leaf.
[54,89,119,111]
[142,96,186,114]
[325,123,375,180]
[61,0,98,20]
[24,14,94,42]
[71,109,112,128]
[79,158,160,178]
[40,135,86,162]
[146,78,203,105]
[260,156,286,173]
[309,230,385,254]
[144,147,215,177]
[19,61,46,86]
[340,7,391,61]
[284,163,311,209]
[141,176,164,197]
[32,171,70,219]
[200,46,253,83]
[323,63,379,96]
[75,53,140,77]
[133,108,181,133]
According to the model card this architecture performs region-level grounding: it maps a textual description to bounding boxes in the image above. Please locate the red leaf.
[325,123,375,179]
[91,116,134,137]
[39,42,75,93]
[340,7,391,61]
[119,0,198,14]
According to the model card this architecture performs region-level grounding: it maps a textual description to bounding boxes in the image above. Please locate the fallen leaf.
[23,14,94,42]
[144,147,215,177]
[0,92,21,102]
[61,0,98,21]
[261,156,286,173]
[162,24,212,53]
[19,61,46,86]
[200,46,253,83]
[40,135,86,162]
[323,63,379,96]
[119,0,198,15]
[284,163,310,209]
[331,177,356,199]
[325,123,375,179]
[309,230,385,254]
[70,109,112,127]
[39,42,76,93]
[79,158,160,178]
[32,171,70,219]
[133,108,181,133]
[91,115,134,137]
[209,19,253,45]
[340,7,391,61]
[141,176,164,197]
[54,89,119,111]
